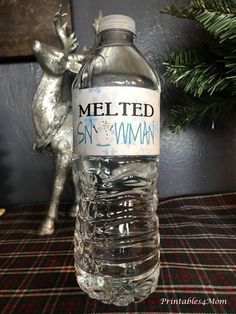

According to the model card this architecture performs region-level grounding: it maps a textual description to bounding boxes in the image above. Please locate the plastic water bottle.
[72,14,161,306]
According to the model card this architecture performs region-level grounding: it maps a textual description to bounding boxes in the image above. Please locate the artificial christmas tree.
[163,0,236,132]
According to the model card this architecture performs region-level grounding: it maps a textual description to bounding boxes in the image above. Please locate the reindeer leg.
[69,161,80,217]
[38,154,70,235]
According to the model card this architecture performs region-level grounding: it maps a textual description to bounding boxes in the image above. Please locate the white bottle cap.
[98,14,136,35]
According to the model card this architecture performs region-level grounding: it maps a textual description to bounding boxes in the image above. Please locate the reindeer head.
[32,6,85,76]
[33,41,67,76]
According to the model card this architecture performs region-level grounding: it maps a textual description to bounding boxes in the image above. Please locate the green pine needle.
[192,0,236,14]
[164,49,232,97]
[169,95,236,132]
[162,0,236,19]
[162,0,236,131]
[161,4,194,19]
[195,10,236,43]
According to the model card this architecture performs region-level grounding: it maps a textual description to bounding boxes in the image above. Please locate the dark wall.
[0,0,235,207]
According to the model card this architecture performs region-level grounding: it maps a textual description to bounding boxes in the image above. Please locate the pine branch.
[164,49,232,97]
[162,0,236,131]
[162,0,236,19]
[195,10,236,43]
[161,4,194,19]
[225,55,236,69]
[170,94,236,132]
[192,0,236,14]
[225,54,236,80]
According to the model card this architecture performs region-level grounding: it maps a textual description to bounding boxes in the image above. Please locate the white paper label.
[72,86,160,156]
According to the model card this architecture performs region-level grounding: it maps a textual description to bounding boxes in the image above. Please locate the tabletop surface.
[0,192,236,314]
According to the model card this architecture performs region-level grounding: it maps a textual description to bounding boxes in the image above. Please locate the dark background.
[0,0,235,207]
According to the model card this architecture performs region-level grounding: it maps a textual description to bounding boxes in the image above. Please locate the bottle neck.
[98,29,135,46]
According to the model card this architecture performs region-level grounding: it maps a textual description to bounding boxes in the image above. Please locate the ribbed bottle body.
[72,29,161,306]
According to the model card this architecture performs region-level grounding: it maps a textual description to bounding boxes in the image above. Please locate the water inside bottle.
[73,27,161,306]
[74,155,160,305]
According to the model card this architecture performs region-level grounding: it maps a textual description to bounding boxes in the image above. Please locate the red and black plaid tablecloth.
[0,192,236,313]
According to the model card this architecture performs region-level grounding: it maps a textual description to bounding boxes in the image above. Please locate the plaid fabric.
[0,192,236,314]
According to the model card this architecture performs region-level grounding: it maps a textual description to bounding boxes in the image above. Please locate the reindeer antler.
[92,11,103,34]
[54,4,78,52]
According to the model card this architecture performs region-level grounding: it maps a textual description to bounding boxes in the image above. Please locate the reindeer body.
[32,11,83,235]
[32,7,100,235]
[33,72,70,151]
[32,65,78,235]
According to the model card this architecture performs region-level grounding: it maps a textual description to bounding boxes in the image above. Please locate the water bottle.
[72,14,161,306]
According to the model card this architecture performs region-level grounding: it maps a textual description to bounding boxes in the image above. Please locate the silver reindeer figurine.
[32,7,101,235]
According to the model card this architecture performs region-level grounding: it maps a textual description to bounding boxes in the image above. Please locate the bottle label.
[72,86,160,156]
